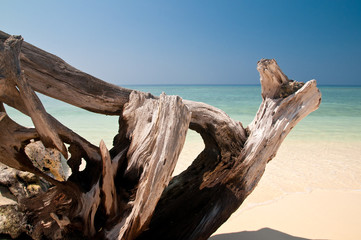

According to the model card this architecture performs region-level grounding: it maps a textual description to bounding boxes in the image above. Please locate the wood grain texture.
[0,30,321,240]
[137,60,321,240]
[100,140,118,216]
[0,30,132,115]
[3,36,66,156]
[107,92,191,240]
[15,71,67,157]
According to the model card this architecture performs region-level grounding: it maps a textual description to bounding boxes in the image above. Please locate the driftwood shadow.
[209,228,312,240]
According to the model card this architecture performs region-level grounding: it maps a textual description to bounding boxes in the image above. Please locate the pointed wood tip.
[99,139,110,164]
[99,139,106,148]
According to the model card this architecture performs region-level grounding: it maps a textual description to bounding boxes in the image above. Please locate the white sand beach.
[211,190,361,240]
[208,139,361,240]
[173,134,361,240]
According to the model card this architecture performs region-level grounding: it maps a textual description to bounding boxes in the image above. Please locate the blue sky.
[1,0,361,85]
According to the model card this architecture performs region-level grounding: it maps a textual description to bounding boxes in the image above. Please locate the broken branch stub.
[257,58,305,99]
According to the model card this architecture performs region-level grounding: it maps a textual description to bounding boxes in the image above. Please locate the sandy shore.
[174,135,361,240]
[207,139,361,240]
[210,190,361,240]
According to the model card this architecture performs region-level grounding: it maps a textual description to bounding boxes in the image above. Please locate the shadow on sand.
[209,228,315,240]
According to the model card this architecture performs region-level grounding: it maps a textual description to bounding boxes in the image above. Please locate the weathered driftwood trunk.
[0,30,321,240]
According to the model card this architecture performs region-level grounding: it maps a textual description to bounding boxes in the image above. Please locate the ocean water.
[127,85,361,142]
[3,85,361,198]
[5,85,361,143]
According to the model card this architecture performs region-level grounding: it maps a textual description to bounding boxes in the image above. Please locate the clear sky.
[1,0,361,85]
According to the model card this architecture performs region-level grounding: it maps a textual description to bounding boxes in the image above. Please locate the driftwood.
[0,30,321,240]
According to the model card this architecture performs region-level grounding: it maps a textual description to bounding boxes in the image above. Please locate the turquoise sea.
[128,85,361,142]
[4,85,361,196]
[5,85,361,145]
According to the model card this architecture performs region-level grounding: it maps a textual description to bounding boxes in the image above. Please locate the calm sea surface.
[128,85,361,142]
[4,85,361,146]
